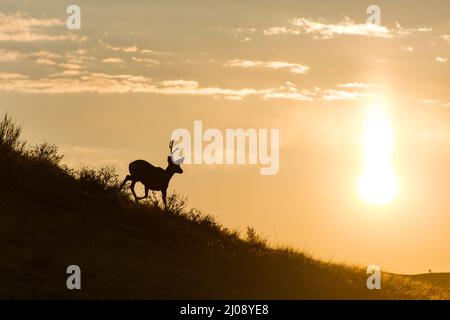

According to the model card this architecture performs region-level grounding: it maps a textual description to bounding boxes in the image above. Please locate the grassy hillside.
[0,115,448,299]
[410,273,450,287]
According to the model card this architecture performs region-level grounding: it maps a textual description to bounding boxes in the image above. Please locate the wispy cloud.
[0,72,28,79]
[264,17,432,40]
[0,48,68,66]
[0,12,84,42]
[0,71,376,104]
[436,56,447,63]
[322,89,373,101]
[59,62,83,69]
[394,22,432,36]
[422,99,450,108]
[140,49,175,56]
[100,41,174,57]
[35,58,57,65]
[401,46,414,52]
[102,57,123,63]
[109,45,138,52]
[100,41,138,53]
[57,70,83,77]
[225,59,310,74]
[131,57,159,66]
[0,71,310,100]
[263,91,314,101]
[265,17,391,39]
[31,50,61,59]
[0,49,26,61]
[337,82,375,88]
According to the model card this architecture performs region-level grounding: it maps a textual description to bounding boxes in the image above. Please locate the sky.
[0,0,449,274]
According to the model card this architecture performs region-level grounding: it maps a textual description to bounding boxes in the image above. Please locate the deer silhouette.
[120,140,184,208]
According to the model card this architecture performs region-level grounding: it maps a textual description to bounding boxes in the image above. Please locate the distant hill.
[410,273,450,288]
[0,114,448,299]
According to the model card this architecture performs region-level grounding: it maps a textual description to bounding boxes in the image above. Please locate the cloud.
[436,56,447,63]
[140,49,175,56]
[102,57,123,63]
[0,72,28,79]
[35,58,57,65]
[321,89,373,101]
[157,79,318,101]
[263,27,301,36]
[30,50,89,67]
[0,12,84,42]
[31,51,60,65]
[0,72,151,94]
[0,49,68,66]
[401,46,414,52]
[100,41,174,57]
[31,50,61,59]
[59,63,83,70]
[265,17,391,39]
[161,80,199,89]
[394,22,432,36]
[264,17,432,40]
[110,46,138,53]
[59,70,82,76]
[64,50,93,65]
[0,72,302,99]
[154,79,269,99]
[337,82,374,88]
[131,57,159,66]
[225,59,310,74]
[422,99,450,108]
[101,41,138,52]
[0,49,26,61]
[263,91,314,101]
[0,71,376,103]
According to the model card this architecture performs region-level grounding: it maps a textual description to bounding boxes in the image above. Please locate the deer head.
[168,140,184,174]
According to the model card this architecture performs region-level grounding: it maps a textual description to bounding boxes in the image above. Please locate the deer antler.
[169,140,184,165]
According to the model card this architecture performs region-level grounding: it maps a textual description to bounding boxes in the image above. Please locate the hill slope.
[410,273,450,287]
[0,116,448,299]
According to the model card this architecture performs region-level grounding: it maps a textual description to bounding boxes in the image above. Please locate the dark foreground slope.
[0,118,448,299]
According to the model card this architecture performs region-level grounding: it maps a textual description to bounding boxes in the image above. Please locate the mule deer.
[120,140,184,208]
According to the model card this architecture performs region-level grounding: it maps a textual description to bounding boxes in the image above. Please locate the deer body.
[120,141,184,208]
[129,160,171,191]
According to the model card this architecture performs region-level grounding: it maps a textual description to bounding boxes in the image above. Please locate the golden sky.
[1,0,449,274]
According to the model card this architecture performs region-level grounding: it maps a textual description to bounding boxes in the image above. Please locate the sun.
[358,102,399,205]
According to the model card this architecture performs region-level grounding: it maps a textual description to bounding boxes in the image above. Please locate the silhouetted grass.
[0,113,448,299]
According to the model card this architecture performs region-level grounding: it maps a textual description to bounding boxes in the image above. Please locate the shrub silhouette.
[0,114,26,157]
[246,227,267,248]
[77,166,120,192]
[28,142,63,166]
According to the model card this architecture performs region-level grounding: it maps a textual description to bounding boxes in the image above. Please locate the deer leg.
[130,180,140,202]
[162,189,167,210]
[137,186,149,200]
[119,175,131,190]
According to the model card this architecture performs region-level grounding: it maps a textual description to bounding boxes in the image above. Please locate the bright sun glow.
[358,103,399,205]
